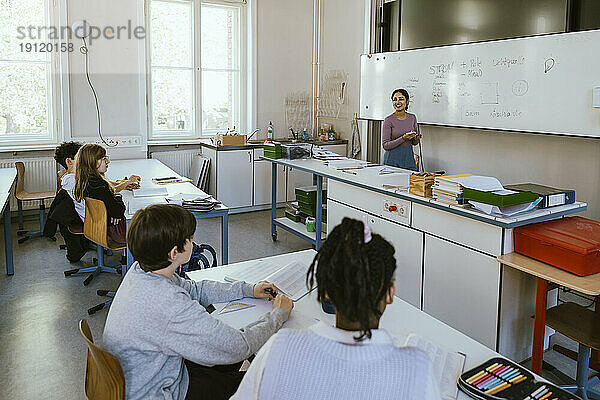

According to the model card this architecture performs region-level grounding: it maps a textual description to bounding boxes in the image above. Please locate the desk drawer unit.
[412,203,503,256]
[328,181,411,227]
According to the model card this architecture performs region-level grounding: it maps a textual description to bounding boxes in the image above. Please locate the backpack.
[176,242,218,278]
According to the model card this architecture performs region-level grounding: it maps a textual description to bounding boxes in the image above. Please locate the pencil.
[538,393,552,400]
[485,381,510,395]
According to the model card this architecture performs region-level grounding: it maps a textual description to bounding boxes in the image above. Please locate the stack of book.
[181,198,220,212]
[431,174,472,206]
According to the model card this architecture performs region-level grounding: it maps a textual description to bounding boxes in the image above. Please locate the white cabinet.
[423,235,500,349]
[327,199,423,309]
[216,150,253,209]
[253,148,286,205]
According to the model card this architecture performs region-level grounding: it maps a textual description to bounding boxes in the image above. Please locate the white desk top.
[106,159,227,218]
[0,168,17,193]
[263,157,587,229]
[0,168,17,211]
[187,249,506,400]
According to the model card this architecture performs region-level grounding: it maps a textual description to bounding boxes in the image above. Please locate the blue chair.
[546,302,600,400]
[64,197,123,286]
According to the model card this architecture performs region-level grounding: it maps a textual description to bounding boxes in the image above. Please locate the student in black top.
[74,144,127,244]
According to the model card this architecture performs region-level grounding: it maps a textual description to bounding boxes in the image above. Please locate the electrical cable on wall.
[74,21,116,148]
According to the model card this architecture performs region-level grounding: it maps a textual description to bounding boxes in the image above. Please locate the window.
[0,0,67,147]
[148,0,245,140]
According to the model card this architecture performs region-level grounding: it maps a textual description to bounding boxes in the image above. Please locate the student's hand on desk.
[273,294,293,317]
[253,281,278,300]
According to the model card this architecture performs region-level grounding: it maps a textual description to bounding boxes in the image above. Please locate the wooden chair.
[79,319,125,400]
[546,302,600,400]
[64,198,124,288]
[15,161,57,244]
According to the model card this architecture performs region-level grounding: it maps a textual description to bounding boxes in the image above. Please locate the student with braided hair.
[232,217,440,399]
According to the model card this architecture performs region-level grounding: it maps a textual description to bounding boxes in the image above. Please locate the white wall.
[419,126,600,219]
[255,0,313,140]
[318,0,365,145]
[66,0,147,159]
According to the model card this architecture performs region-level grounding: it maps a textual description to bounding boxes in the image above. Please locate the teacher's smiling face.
[392,92,408,112]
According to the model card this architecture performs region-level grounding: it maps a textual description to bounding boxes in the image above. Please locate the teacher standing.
[382,88,422,171]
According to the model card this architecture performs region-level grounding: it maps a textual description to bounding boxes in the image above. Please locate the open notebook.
[403,334,466,400]
[224,260,312,302]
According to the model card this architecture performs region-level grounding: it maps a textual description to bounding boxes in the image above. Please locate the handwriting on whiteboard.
[492,56,526,68]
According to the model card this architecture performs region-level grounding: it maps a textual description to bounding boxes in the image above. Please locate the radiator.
[150,150,201,179]
[0,157,57,211]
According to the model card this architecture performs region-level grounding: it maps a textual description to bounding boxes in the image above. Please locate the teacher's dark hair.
[391,88,410,110]
[306,217,396,341]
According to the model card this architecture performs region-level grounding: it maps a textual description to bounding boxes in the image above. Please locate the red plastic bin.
[514,216,600,277]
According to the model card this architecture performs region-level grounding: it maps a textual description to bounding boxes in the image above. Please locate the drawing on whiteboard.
[544,57,555,73]
[512,80,529,96]
[480,83,499,104]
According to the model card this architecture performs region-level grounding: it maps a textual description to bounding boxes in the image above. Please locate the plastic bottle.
[267,121,274,140]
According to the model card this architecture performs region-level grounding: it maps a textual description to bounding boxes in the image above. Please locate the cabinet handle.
[248,151,252,163]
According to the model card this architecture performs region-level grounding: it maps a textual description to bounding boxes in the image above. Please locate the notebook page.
[224,261,284,284]
[264,261,311,301]
[405,334,466,400]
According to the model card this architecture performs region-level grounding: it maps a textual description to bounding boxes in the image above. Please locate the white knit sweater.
[232,321,441,400]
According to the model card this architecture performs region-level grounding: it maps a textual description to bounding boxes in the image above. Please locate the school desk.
[106,159,229,270]
[0,168,17,275]
[186,249,552,400]
[498,252,600,375]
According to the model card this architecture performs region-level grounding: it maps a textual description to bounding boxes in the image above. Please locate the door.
[328,199,424,308]
[253,149,286,205]
[216,150,253,208]
[423,235,500,349]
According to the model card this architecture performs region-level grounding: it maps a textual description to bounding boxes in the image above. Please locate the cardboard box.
[214,134,246,147]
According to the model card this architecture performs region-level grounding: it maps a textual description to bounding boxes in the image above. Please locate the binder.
[462,187,539,208]
[504,183,575,208]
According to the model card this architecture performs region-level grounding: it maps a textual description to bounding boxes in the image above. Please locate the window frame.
[0,0,70,151]
[146,0,248,142]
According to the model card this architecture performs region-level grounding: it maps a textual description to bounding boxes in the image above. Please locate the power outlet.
[84,136,143,148]
[383,199,409,219]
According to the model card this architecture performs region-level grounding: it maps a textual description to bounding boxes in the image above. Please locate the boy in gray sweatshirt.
[102,204,293,400]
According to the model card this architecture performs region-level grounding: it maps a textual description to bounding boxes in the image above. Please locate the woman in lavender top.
[381,88,422,171]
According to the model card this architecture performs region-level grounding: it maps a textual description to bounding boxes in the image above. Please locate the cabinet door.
[423,235,500,349]
[286,167,314,202]
[216,150,253,208]
[327,199,423,308]
[253,160,286,205]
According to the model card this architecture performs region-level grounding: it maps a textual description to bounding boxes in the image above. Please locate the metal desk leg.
[4,202,13,275]
[222,213,229,265]
[315,174,322,250]
[271,163,277,241]
[125,219,133,276]
[532,278,548,374]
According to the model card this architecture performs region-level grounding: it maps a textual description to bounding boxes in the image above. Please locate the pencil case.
[458,357,581,400]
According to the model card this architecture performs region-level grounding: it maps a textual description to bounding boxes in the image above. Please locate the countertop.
[199,138,348,151]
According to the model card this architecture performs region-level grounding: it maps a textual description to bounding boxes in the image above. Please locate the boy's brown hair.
[127,204,196,271]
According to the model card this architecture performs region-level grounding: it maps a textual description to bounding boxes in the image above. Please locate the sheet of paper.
[212,298,319,330]
[454,176,503,192]
[133,185,168,198]
[265,261,311,301]
[469,197,542,216]
[127,196,167,215]
[223,261,286,285]
[404,334,465,400]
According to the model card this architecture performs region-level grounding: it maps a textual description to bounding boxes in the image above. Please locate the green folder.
[462,187,539,207]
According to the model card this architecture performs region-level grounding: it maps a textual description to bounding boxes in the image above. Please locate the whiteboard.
[360,29,600,138]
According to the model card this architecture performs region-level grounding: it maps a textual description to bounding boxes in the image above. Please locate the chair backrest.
[84,197,109,248]
[15,161,27,198]
[79,319,125,400]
